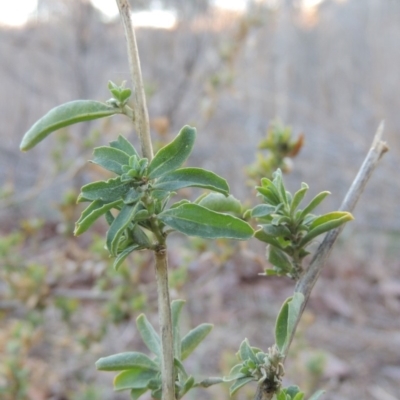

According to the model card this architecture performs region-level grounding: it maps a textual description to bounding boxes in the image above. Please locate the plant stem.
[287,122,388,357]
[116,2,174,399]
[155,248,175,400]
[253,122,388,399]
[115,0,153,161]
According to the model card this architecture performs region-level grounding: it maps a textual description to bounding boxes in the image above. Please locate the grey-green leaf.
[223,364,245,382]
[181,323,213,360]
[20,100,120,151]
[92,146,130,175]
[113,244,142,271]
[275,293,304,353]
[290,183,309,215]
[74,199,122,236]
[198,193,242,214]
[298,191,330,221]
[114,368,157,391]
[96,352,159,372]
[238,339,259,363]
[153,167,229,196]
[229,376,254,396]
[110,135,139,158]
[299,212,353,247]
[251,204,276,218]
[106,203,139,256]
[158,203,253,240]
[136,314,161,358]
[268,247,293,273]
[147,125,196,179]
[78,177,130,203]
[171,299,186,359]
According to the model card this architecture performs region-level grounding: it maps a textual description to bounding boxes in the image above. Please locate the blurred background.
[0,0,399,399]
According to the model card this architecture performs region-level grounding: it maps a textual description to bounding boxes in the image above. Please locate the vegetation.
[13,1,389,400]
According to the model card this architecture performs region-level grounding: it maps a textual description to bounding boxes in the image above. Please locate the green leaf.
[123,188,143,205]
[171,300,186,359]
[110,135,139,158]
[180,375,195,398]
[113,367,157,391]
[268,247,293,273]
[229,376,254,396]
[251,204,276,218]
[136,314,161,358]
[299,212,353,247]
[308,390,325,400]
[254,228,285,250]
[293,393,305,400]
[92,146,130,175]
[96,352,159,372]
[74,199,122,235]
[158,203,253,240]
[298,191,330,221]
[272,169,288,204]
[275,298,290,353]
[106,203,140,256]
[181,323,213,360]
[148,125,196,179]
[78,177,130,203]
[113,244,142,271]
[238,339,258,363]
[198,193,242,214]
[153,167,229,196]
[286,385,301,397]
[130,388,148,400]
[223,364,246,382]
[275,293,304,353]
[290,183,309,215]
[260,223,292,238]
[20,100,120,151]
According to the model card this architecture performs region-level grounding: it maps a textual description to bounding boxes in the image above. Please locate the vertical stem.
[155,248,175,400]
[115,0,153,160]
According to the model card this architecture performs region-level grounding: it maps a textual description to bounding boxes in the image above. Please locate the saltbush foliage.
[19,18,353,398]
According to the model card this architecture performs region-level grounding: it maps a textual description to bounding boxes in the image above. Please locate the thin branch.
[155,249,175,400]
[115,0,153,161]
[286,121,389,358]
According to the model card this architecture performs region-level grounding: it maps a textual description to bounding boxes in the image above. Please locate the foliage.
[247,169,353,279]
[96,300,213,399]
[247,120,304,182]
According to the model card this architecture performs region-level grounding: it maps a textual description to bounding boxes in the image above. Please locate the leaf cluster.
[247,169,353,279]
[96,300,213,399]
[74,125,253,269]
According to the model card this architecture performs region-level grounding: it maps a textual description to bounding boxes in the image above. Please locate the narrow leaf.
[153,167,229,196]
[275,298,290,352]
[229,376,254,396]
[106,203,139,256]
[148,125,196,179]
[113,244,142,271]
[20,100,120,151]
[251,204,276,218]
[180,376,195,398]
[78,177,130,203]
[74,199,122,235]
[96,352,159,372]
[110,135,139,157]
[299,212,353,247]
[268,247,293,273]
[158,204,253,240]
[198,193,242,214]
[290,183,309,215]
[298,191,330,221]
[114,368,157,391]
[130,388,148,400]
[136,314,161,357]
[254,229,285,250]
[181,323,213,360]
[223,364,245,382]
[92,146,130,175]
[171,299,186,359]
[239,339,258,364]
